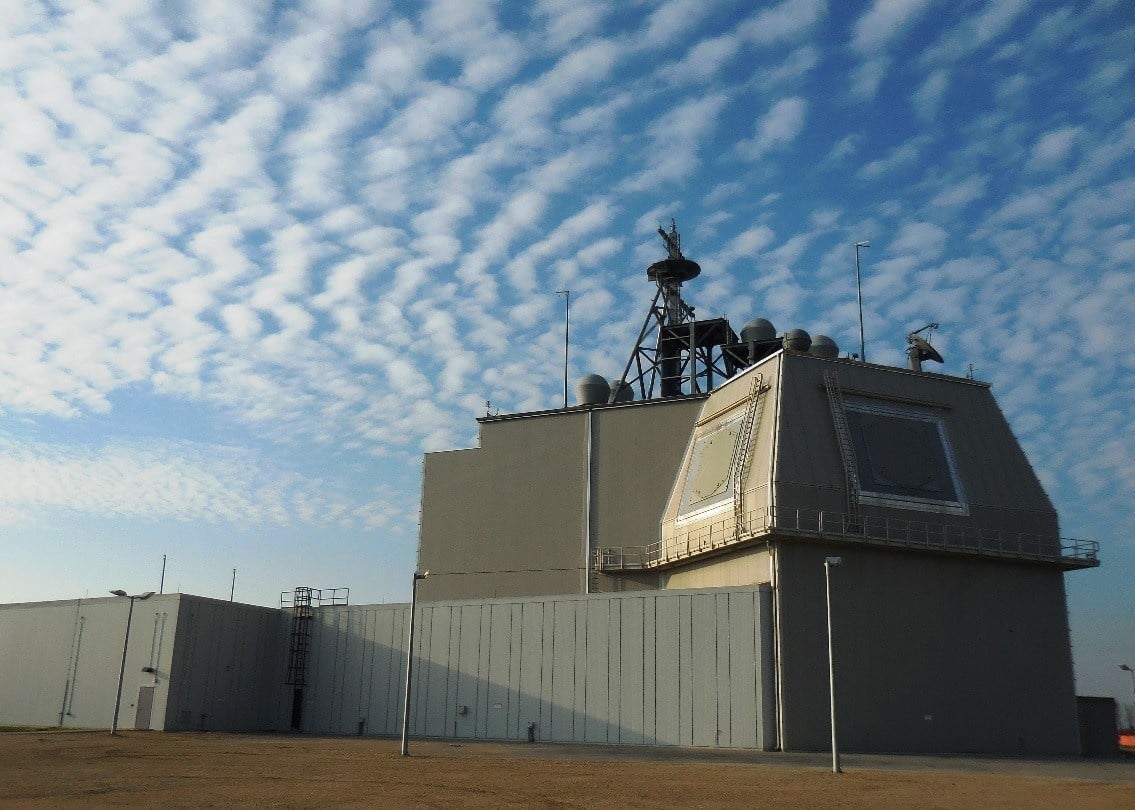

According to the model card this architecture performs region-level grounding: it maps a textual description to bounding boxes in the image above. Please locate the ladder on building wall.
[822,369,862,532]
[284,586,315,686]
[732,373,765,541]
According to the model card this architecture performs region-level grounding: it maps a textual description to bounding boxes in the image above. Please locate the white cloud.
[912,69,948,120]
[857,139,923,180]
[622,94,728,190]
[1027,126,1082,171]
[847,0,935,98]
[921,0,1032,66]
[738,97,807,161]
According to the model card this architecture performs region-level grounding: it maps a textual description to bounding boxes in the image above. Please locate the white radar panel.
[678,413,745,517]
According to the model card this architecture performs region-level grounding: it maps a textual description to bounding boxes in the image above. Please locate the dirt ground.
[1,731,1132,809]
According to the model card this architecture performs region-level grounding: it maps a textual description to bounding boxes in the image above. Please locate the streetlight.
[854,241,869,363]
[400,570,429,756]
[1121,664,1135,702]
[109,590,155,735]
[824,556,842,774]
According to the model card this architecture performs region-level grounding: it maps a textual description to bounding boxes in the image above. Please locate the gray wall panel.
[691,593,716,747]
[728,592,758,749]
[0,595,182,731]
[617,597,644,744]
[518,602,543,738]
[4,587,774,750]
[653,594,680,746]
[486,603,511,739]
[583,598,609,743]
[507,603,523,738]
[285,587,773,749]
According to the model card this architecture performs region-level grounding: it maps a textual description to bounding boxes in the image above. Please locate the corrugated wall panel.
[518,601,544,738]
[583,598,609,743]
[506,602,524,738]
[486,603,512,739]
[715,593,732,747]
[549,599,575,739]
[653,594,681,746]
[288,587,773,750]
[691,593,717,747]
[617,594,644,739]
[454,604,480,738]
[642,595,657,745]
[728,592,759,749]
[422,606,450,737]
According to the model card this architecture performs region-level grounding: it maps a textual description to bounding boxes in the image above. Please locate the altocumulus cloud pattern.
[0,2,1133,623]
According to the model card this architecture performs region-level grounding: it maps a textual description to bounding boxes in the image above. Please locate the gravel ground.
[1,730,1132,808]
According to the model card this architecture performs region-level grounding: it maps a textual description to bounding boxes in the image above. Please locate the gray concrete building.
[0,594,284,732]
[416,347,1099,755]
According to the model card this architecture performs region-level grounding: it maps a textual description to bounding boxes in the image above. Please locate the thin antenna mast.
[854,241,870,362]
[556,290,570,408]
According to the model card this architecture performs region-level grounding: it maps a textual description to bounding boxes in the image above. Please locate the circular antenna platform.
[647,257,701,284]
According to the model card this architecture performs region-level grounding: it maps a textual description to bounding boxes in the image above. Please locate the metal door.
[134,686,155,730]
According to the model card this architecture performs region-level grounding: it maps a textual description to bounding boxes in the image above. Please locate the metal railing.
[279,586,350,609]
[592,505,1100,572]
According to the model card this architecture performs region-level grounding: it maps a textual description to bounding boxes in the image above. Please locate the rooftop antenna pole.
[159,554,166,595]
[556,290,570,408]
[230,568,236,602]
[854,241,870,363]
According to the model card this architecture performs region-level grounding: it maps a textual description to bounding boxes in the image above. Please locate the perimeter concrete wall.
[288,586,776,749]
[163,595,287,732]
[0,595,180,730]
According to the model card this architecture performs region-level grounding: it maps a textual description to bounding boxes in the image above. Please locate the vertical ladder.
[822,369,862,532]
[285,587,315,686]
[732,373,765,540]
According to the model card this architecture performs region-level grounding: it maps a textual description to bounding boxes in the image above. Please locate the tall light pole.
[400,570,429,756]
[824,556,843,774]
[1122,664,1135,705]
[555,289,570,408]
[854,241,869,363]
[110,590,155,735]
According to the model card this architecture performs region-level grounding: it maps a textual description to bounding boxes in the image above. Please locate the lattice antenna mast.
[612,220,706,400]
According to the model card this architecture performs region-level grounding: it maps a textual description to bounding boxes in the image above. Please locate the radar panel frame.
[843,398,969,516]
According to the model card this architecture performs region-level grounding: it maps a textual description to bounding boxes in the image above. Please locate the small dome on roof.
[810,334,839,358]
[575,374,611,406]
[783,328,812,353]
[610,380,634,403]
[740,318,777,343]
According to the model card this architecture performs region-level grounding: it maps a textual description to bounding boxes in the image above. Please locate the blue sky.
[2,1,1133,709]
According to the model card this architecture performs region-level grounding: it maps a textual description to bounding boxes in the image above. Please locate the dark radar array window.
[844,402,966,514]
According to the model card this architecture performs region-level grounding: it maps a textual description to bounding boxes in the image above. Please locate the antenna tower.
[613,221,744,400]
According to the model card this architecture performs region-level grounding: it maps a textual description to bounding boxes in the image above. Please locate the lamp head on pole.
[824,556,842,567]
[110,589,128,597]
[413,570,429,581]
[1122,664,1133,672]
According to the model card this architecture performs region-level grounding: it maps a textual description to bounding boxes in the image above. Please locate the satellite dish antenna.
[906,323,943,371]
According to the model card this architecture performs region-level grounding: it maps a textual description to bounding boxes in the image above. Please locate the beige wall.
[418,398,703,601]
[663,546,771,590]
